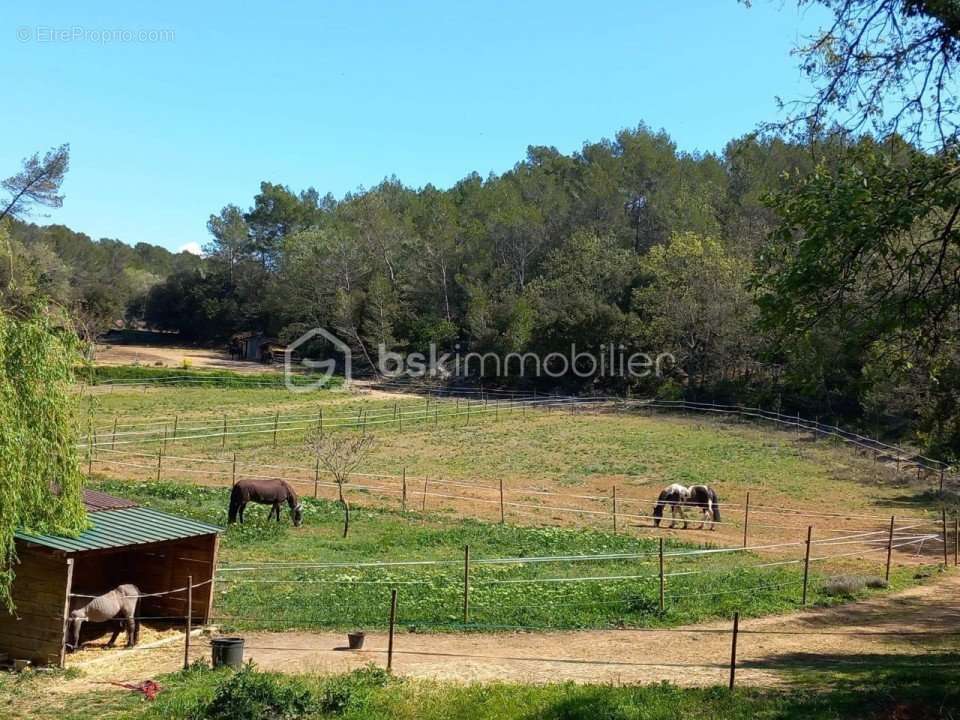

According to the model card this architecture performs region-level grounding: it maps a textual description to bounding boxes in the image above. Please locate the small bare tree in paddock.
[309,432,376,538]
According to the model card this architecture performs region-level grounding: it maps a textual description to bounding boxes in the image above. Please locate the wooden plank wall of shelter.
[0,547,72,666]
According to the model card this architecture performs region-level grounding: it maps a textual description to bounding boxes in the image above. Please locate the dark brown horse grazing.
[229,479,303,526]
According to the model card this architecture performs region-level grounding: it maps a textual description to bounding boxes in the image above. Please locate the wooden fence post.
[314,457,320,499]
[955,515,959,568]
[742,491,750,549]
[728,611,739,690]
[319,408,324,438]
[499,478,505,524]
[162,427,168,454]
[658,537,665,612]
[387,588,398,671]
[184,576,193,670]
[462,545,470,624]
[612,486,618,534]
[940,466,945,496]
[802,526,813,605]
[221,414,227,449]
[421,477,428,512]
[156,448,163,482]
[273,411,279,447]
[173,415,179,441]
[885,515,895,582]
[401,468,407,512]
[111,416,118,449]
[942,508,949,568]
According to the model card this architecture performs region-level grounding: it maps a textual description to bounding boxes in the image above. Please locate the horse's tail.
[710,488,721,522]
[228,484,241,523]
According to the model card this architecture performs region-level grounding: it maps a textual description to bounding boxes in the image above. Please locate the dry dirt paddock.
[94,343,271,372]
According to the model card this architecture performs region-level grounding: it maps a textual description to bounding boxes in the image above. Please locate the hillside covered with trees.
[4,0,960,461]
[0,219,199,339]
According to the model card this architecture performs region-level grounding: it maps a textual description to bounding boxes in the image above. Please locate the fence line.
[90,447,938,532]
[84,397,960,506]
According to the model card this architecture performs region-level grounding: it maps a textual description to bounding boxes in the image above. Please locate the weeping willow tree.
[0,310,87,609]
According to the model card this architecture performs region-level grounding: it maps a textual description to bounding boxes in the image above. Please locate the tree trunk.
[338,482,350,538]
[440,260,452,322]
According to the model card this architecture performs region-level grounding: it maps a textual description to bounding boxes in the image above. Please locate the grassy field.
[93,479,923,634]
[82,385,939,507]
[6,657,960,720]
[79,383,951,566]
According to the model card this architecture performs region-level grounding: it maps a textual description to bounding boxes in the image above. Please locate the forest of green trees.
[1,219,199,339]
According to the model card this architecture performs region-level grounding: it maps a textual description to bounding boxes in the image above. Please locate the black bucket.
[211,636,245,669]
[347,632,365,650]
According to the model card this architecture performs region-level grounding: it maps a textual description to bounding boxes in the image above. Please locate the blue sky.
[1,1,824,253]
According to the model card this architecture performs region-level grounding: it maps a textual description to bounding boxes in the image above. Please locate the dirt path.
[59,571,960,692]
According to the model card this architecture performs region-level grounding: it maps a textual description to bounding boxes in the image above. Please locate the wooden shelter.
[0,490,220,667]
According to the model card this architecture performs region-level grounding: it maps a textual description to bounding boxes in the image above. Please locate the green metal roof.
[16,507,221,553]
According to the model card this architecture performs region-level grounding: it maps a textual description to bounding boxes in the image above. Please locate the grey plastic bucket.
[211,636,245,669]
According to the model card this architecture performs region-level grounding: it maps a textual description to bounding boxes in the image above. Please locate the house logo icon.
[284,327,351,393]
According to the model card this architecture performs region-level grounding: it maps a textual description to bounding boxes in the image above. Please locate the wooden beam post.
[421,477,428,512]
[387,588,398,671]
[728,611,739,690]
[612,486,618,534]
[742,491,750,549]
[885,515,895,582]
[273,410,279,447]
[462,545,470,624]
[499,478,505,524]
[221,414,227,449]
[943,507,950,568]
[184,576,193,670]
[658,537,665,612]
[111,416,118,450]
[156,448,163,483]
[802,526,813,605]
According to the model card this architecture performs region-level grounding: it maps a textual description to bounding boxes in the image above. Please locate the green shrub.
[317,665,392,715]
[201,663,315,720]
